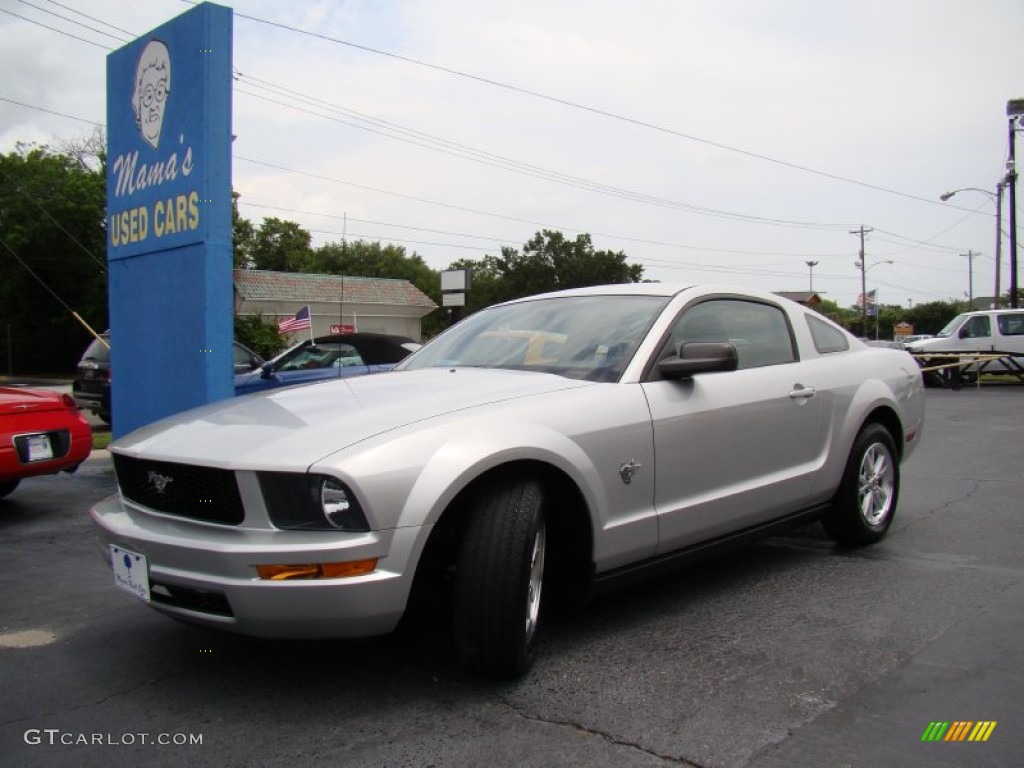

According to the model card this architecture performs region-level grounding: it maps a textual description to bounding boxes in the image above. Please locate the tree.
[902,300,964,335]
[234,313,284,360]
[813,298,858,331]
[250,217,313,272]
[453,230,644,314]
[0,142,107,373]
[231,191,255,269]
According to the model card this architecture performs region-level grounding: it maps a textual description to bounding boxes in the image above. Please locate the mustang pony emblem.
[619,459,642,485]
[146,471,174,494]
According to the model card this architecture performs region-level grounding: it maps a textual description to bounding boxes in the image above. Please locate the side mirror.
[658,341,738,380]
[259,360,274,380]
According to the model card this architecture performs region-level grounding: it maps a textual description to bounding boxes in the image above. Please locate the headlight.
[259,472,370,532]
[318,477,365,530]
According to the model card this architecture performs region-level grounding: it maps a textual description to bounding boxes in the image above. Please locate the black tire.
[0,479,20,499]
[822,423,899,546]
[453,475,547,678]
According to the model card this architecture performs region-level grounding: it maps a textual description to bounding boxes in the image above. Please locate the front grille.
[113,454,244,525]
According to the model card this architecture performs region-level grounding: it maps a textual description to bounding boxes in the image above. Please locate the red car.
[0,387,93,499]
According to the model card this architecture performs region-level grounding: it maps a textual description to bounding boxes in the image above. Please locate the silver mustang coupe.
[91,284,925,677]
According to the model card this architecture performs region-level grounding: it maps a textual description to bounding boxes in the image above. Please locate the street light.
[940,182,1009,307]
[805,260,819,292]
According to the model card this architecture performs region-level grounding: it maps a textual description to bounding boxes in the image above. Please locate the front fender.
[310,385,659,570]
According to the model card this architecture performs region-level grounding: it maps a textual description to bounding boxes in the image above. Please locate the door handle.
[789,385,816,400]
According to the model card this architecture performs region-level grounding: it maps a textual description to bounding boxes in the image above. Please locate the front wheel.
[822,424,899,546]
[453,475,547,678]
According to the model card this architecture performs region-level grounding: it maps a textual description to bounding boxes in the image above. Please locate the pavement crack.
[497,696,703,766]
[0,676,164,728]
[897,478,983,533]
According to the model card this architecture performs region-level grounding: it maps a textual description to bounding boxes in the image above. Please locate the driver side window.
[670,299,796,369]
[961,316,991,338]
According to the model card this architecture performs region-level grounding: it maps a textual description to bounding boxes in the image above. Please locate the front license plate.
[110,545,151,602]
[27,434,53,462]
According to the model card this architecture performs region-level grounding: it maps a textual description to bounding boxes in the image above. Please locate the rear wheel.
[453,475,547,678]
[823,423,899,546]
[0,479,20,499]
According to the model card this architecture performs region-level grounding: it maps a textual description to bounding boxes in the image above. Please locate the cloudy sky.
[2,0,1022,308]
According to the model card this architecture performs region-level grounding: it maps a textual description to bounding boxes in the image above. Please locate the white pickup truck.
[907,309,1024,383]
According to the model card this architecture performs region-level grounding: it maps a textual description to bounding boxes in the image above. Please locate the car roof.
[291,332,418,364]
[502,283,695,301]
[960,308,1024,316]
[491,283,807,308]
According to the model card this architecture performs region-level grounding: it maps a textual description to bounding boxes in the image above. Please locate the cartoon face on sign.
[132,39,171,149]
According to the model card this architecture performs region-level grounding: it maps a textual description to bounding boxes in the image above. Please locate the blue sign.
[107,3,231,259]
[106,3,233,437]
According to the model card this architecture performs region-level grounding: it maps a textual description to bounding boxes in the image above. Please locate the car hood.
[112,368,592,470]
[0,387,68,416]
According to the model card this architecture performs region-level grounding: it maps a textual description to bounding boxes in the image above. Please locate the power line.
[242,200,854,259]
[39,0,137,38]
[234,74,847,230]
[0,96,104,128]
[221,4,965,209]
[235,154,558,231]
[0,235,84,315]
[0,94,991,298]
[0,166,107,274]
[14,0,131,43]
[0,7,112,49]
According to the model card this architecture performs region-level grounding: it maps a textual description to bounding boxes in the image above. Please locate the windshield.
[273,341,365,371]
[400,295,669,382]
[935,314,967,338]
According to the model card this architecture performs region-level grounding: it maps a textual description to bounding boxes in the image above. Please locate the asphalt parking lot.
[1,386,1022,767]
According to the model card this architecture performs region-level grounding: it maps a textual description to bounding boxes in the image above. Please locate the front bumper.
[90,493,428,639]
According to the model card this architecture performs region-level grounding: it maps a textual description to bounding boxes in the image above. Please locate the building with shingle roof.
[233,269,437,341]
[774,291,823,308]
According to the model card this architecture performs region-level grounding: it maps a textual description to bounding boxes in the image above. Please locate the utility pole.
[851,225,873,337]
[962,250,975,306]
[995,179,1006,308]
[1010,117,1018,308]
[1008,99,1023,308]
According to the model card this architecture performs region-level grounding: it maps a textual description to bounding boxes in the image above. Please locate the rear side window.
[80,337,110,363]
[997,314,1024,336]
[806,315,850,354]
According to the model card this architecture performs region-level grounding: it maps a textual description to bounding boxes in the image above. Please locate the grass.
[92,430,112,450]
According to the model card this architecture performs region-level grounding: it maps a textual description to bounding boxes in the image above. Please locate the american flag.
[857,289,877,307]
[278,306,311,333]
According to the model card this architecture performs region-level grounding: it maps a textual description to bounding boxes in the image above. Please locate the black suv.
[72,335,265,425]
[72,334,111,423]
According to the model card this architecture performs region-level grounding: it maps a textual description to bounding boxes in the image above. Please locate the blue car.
[75,336,266,424]
[234,333,420,396]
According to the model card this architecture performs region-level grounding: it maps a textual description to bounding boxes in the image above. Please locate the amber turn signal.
[256,558,378,581]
